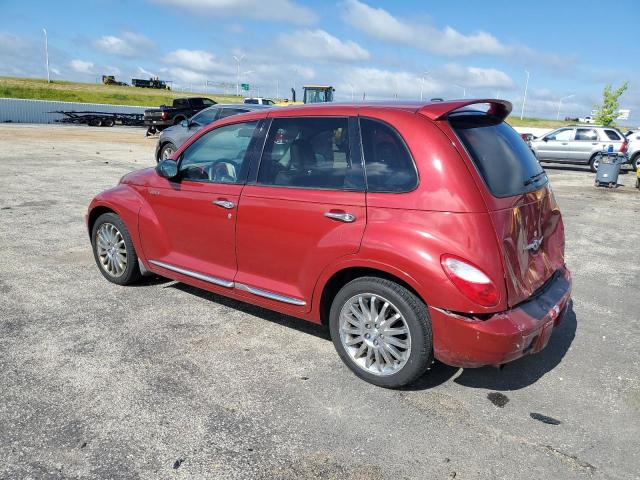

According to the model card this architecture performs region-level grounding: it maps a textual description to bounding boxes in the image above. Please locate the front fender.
[87,185,145,264]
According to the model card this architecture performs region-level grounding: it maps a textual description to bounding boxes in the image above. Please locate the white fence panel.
[0,98,147,124]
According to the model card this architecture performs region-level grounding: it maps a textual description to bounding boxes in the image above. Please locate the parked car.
[624,130,640,170]
[143,97,216,135]
[530,125,629,172]
[244,97,276,105]
[578,115,595,124]
[155,103,273,161]
[87,99,572,388]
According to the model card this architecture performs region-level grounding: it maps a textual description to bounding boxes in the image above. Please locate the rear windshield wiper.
[524,171,547,186]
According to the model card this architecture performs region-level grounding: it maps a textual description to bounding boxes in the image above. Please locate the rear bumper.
[430,266,572,368]
[144,119,172,127]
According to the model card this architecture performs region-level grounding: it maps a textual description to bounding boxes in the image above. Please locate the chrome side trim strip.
[148,260,234,288]
[235,283,306,306]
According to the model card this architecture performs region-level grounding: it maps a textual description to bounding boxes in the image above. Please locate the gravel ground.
[0,124,638,480]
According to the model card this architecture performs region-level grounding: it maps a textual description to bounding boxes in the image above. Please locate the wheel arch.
[87,205,117,237]
[316,264,425,327]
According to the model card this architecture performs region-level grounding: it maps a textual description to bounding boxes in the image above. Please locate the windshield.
[450,113,546,197]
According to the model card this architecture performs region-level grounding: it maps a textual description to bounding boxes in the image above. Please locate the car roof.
[268,99,512,120]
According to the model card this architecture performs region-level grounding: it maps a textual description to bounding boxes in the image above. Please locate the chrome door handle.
[213,200,235,209]
[324,212,356,223]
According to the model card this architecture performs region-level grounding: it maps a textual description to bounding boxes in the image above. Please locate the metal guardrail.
[0,98,147,124]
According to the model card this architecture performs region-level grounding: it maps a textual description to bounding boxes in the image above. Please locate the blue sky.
[2,0,639,122]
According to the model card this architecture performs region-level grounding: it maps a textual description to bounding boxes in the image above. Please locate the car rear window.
[604,130,621,140]
[450,113,547,197]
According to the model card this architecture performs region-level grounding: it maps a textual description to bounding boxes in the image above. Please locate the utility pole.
[520,70,530,120]
[233,54,245,97]
[557,94,575,121]
[42,28,50,83]
[420,71,430,101]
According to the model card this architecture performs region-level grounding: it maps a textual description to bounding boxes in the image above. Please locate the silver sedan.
[154,103,273,162]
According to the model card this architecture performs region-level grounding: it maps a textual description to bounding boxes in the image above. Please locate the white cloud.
[69,59,94,74]
[167,67,208,84]
[151,0,317,25]
[278,29,369,62]
[335,65,514,101]
[342,0,510,56]
[94,32,154,58]
[164,49,233,73]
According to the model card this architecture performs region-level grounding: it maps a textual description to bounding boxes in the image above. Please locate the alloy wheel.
[162,146,175,160]
[338,293,412,376]
[95,222,127,278]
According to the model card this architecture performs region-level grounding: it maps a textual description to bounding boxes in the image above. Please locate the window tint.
[263,99,275,105]
[219,108,249,119]
[605,130,621,140]
[174,99,188,108]
[201,98,215,107]
[575,129,598,141]
[545,129,573,141]
[191,107,219,125]
[244,99,259,104]
[360,118,418,192]
[179,121,258,183]
[451,114,546,198]
[257,117,363,190]
[189,98,204,107]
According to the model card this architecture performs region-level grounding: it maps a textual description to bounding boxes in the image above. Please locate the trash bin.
[595,153,626,188]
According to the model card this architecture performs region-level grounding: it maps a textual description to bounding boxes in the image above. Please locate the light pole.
[520,70,530,120]
[420,71,430,101]
[42,28,50,83]
[556,94,575,121]
[233,54,245,97]
[454,84,466,98]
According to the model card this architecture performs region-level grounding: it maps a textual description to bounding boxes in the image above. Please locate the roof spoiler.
[418,99,512,121]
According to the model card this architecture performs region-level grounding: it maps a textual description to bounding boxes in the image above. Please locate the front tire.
[91,213,141,285]
[329,277,433,388]
[159,142,177,162]
[631,153,639,172]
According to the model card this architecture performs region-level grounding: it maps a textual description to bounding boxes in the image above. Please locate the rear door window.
[359,118,418,192]
[575,129,598,141]
[450,113,547,198]
[257,117,364,190]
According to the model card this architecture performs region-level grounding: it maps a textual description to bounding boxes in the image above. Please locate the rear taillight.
[620,140,628,153]
[161,111,168,120]
[441,255,500,307]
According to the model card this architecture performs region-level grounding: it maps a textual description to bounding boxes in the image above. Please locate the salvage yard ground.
[0,124,639,480]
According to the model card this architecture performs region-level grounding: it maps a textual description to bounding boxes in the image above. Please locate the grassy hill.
[0,76,242,107]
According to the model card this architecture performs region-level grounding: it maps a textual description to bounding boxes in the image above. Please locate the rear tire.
[91,213,141,286]
[329,276,433,388]
[631,153,639,172]
[88,118,102,127]
[102,118,115,127]
[589,154,600,173]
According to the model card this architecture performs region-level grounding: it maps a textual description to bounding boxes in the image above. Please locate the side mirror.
[543,137,549,142]
[180,119,189,128]
[156,160,178,179]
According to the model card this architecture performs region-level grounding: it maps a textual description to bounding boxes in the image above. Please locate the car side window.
[545,129,574,141]
[360,118,418,193]
[605,130,621,140]
[201,98,215,107]
[219,108,249,119]
[179,121,258,183]
[575,129,598,141]
[257,117,364,190]
[192,108,219,126]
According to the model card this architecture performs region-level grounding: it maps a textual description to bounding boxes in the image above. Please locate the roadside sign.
[241,83,250,91]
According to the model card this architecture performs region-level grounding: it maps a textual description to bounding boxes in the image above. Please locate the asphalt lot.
[0,123,638,480]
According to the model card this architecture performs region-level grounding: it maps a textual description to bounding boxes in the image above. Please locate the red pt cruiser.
[87,99,572,388]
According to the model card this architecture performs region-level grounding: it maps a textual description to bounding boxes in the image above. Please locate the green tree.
[594,81,628,126]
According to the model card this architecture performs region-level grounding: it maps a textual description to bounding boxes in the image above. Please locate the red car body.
[87,99,571,370]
